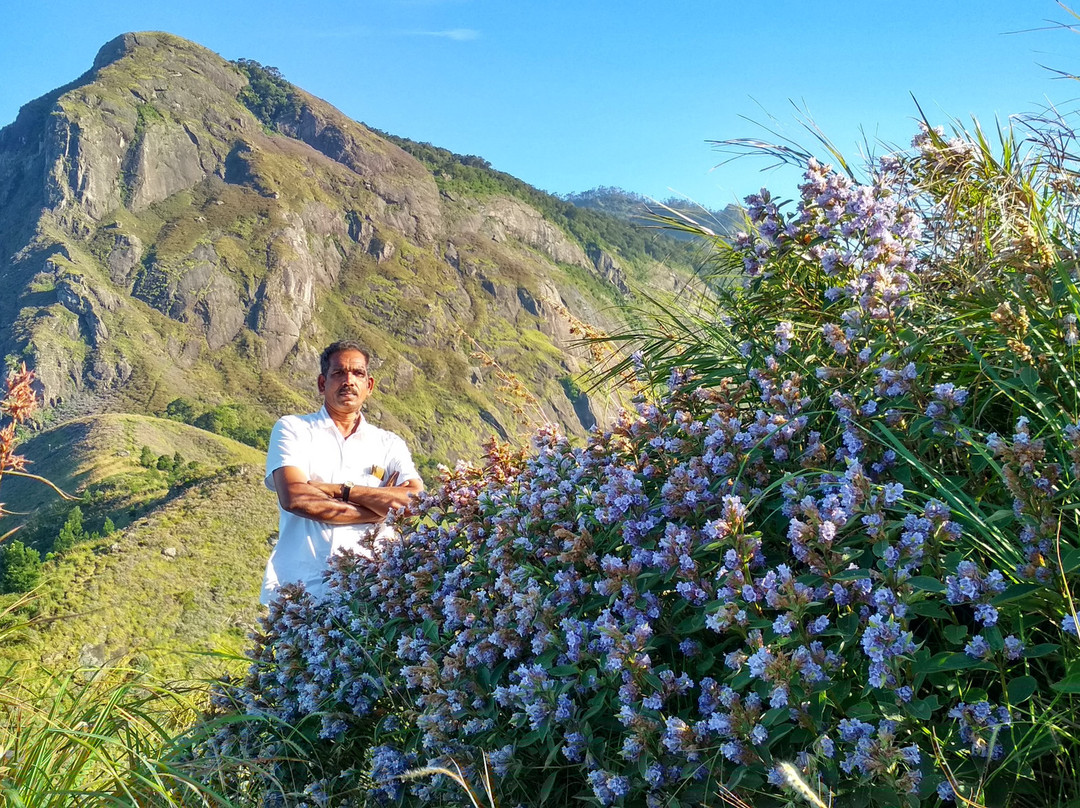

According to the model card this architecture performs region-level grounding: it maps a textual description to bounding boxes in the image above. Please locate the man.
[261,340,424,604]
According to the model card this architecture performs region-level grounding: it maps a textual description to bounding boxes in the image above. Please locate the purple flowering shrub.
[203,124,1080,807]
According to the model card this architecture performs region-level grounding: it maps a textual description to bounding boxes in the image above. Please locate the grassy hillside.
[382,135,706,284]
[560,186,744,237]
[6,465,273,677]
[6,413,264,514]
[1,415,273,677]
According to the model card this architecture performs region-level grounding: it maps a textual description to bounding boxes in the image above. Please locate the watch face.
[344,481,354,487]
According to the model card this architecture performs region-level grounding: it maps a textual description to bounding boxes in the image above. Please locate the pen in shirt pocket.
[371,465,400,486]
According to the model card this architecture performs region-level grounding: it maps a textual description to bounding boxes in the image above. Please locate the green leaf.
[847,701,877,718]
[870,786,901,806]
[916,652,987,673]
[992,582,1043,605]
[833,568,872,581]
[548,665,578,677]
[837,614,860,640]
[518,728,547,747]
[694,650,716,675]
[1007,675,1039,704]
[1024,643,1060,659]
[982,625,1004,650]
[826,680,851,706]
[943,624,968,645]
[582,693,608,721]
[904,698,934,720]
[1051,675,1080,694]
[1062,547,1080,574]
[908,576,946,593]
[1019,365,1041,391]
[762,707,788,726]
[908,600,948,618]
[944,551,965,571]
[848,787,871,808]
[676,614,705,633]
[726,765,749,791]
[539,771,557,804]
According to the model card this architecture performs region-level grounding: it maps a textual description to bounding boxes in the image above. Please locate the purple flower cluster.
[945,561,1007,625]
[987,417,1080,582]
[836,718,922,794]
[963,633,1024,661]
[194,142,1079,808]
[587,769,630,806]
[948,702,1011,759]
[925,382,968,435]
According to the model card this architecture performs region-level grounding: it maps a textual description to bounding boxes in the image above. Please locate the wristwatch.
[341,482,353,503]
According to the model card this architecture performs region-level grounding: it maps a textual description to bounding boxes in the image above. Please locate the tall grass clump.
[0,658,238,807]
[202,115,1080,808]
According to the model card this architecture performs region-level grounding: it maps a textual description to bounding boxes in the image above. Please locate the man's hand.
[279,468,424,525]
[272,467,382,524]
[334,469,424,518]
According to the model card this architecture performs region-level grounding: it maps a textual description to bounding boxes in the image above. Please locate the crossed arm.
[271,466,424,525]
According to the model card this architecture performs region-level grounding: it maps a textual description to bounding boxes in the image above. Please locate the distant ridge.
[560,186,744,237]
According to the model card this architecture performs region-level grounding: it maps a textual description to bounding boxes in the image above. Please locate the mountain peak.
[92,32,154,71]
[92,31,217,71]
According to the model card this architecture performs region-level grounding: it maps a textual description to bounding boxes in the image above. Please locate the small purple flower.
[948,701,1011,759]
[964,635,990,659]
[1003,635,1024,661]
[808,615,830,634]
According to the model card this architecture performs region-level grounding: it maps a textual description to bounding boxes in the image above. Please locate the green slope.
[8,464,273,677]
[1,415,273,676]
[6,413,264,514]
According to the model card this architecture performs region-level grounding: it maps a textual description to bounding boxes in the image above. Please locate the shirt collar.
[315,404,367,436]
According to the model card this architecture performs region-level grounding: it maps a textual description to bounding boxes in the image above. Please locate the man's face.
[318,349,374,415]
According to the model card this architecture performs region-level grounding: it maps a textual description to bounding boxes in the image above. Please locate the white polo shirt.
[261,406,420,604]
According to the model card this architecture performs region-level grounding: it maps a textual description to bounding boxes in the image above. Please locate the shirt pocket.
[340,462,385,487]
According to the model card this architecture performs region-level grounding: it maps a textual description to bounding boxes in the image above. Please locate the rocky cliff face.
[0,32,666,463]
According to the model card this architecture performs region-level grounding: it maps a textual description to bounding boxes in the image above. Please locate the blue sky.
[3,1,1079,210]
